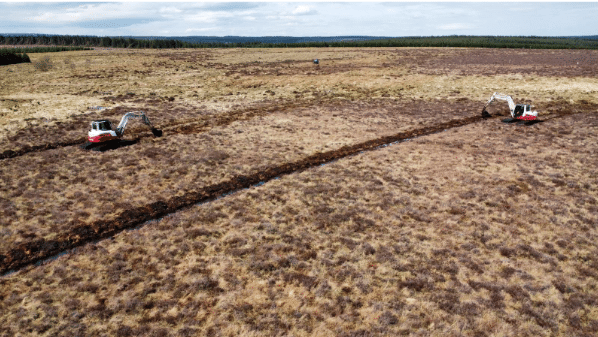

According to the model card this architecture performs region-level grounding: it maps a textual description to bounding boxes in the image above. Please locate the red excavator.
[82,111,162,150]
[481,92,539,123]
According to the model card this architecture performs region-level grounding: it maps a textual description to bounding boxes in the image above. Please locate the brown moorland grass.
[2,48,598,154]
[0,112,597,336]
[2,97,594,272]
[0,98,491,263]
[1,46,598,335]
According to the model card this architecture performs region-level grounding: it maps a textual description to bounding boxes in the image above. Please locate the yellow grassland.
[2,48,597,141]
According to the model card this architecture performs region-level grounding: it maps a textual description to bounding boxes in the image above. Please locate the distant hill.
[4,33,598,43]
[119,36,393,44]
[569,35,598,40]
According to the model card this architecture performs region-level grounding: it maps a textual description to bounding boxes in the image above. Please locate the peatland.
[0,47,597,336]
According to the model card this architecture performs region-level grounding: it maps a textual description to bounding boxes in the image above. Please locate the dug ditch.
[3,102,597,276]
[0,113,489,275]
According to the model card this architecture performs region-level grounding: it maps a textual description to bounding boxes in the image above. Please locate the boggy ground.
[0,98,487,264]
[2,47,598,154]
[0,111,596,336]
[1,46,598,335]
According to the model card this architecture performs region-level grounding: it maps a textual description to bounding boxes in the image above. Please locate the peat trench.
[0,108,593,276]
[0,114,488,276]
[0,101,314,161]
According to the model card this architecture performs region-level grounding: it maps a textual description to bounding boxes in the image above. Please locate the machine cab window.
[93,120,112,131]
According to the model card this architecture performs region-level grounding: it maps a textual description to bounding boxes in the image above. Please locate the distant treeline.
[2,34,598,50]
[0,46,91,53]
[334,36,598,50]
[0,35,203,49]
[0,49,30,66]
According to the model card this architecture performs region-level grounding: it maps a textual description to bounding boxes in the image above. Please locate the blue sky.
[1,2,597,37]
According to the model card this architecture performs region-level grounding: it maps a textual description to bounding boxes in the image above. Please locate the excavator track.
[80,139,139,152]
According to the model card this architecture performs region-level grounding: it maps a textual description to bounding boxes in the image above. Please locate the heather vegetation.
[0,47,597,336]
[0,112,596,336]
[0,98,485,258]
[1,47,597,155]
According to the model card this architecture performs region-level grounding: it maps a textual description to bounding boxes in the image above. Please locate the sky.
[0,2,597,37]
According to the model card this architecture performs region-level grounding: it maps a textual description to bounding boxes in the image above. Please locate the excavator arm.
[482,92,515,116]
[115,111,161,137]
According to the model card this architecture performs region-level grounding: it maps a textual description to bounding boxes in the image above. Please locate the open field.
[1,47,598,336]
[2,47,598,155]
[1,110,597,337]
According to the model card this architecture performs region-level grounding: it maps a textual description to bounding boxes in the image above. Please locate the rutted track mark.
[0,114,486,275]
[162,100,312,135]
[0,138,87,160]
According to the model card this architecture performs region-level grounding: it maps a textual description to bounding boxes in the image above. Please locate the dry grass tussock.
[1,112,597,336]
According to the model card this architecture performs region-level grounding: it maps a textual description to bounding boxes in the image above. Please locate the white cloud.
[185,27,217,33]
[439,23,474,30]
[27,3,149,23]
[3,2,598,37]
[292,6,317,16]
[160,7,182,15]
[186,11,233,23]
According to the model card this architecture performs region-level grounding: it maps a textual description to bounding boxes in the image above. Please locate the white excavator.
[82,111,162,150]
[481,92,538,122]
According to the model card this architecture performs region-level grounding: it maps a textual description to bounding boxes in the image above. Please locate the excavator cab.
[91,120,113,131]
[513,105,525,118]
[88,120,118,143]
[513,105,533,118]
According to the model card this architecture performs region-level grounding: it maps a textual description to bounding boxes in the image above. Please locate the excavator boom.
[115,111,155,137]
[483,92,515,113]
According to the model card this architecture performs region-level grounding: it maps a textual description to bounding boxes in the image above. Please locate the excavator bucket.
[151,128,163,137]
[481,108,491,119]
